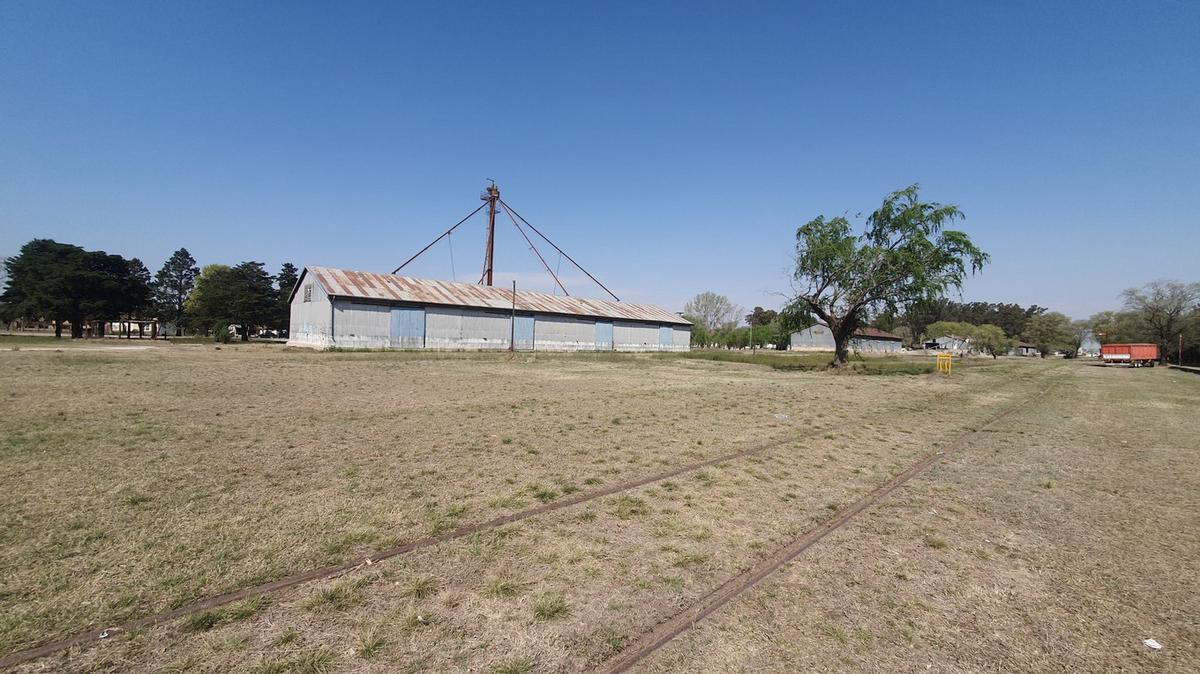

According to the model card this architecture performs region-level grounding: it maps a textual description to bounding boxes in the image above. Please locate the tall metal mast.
[392,181,617,300]
[482,182,499,286]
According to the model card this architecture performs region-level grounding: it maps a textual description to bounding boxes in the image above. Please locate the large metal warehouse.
[287,267,692,352]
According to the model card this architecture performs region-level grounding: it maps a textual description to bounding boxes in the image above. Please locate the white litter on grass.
[1143,638,1162,650]
[774,414,791,421]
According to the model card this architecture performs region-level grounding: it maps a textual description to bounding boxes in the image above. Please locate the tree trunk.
[138,322,145,339]
[830,324,854,367]
[70,320,83,339]
[54,320,62,338]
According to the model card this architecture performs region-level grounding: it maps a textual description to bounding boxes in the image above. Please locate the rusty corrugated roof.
[302,267,692,325]
[853,327,903,341]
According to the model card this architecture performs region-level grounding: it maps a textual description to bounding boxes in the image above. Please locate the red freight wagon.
[1100,343,1159,367]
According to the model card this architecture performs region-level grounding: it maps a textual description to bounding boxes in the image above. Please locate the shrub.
[212,322,233,344]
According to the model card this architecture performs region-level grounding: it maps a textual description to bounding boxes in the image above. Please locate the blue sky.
[2,1,1197,319]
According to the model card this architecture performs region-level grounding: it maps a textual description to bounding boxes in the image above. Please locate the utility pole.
[482,182,499,286]
[1180,332,1184,366]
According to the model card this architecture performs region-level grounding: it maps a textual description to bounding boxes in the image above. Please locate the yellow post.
[936,353,952,374]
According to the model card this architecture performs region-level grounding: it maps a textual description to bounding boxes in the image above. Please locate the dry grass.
[4,347,1185,672]
[640,363,1200,672]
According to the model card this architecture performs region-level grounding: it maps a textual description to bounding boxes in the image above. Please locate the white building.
[287,267,691,351]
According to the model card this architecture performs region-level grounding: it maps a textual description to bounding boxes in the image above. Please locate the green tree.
[790,185,988,366]
[870,306,898,332]
[152,248,199,335]
[1089,310,1141,343]
[122,258,153,337]
[187,262,276,341]
[230,262,277,339]
[275,262,299,331]
[0,239,141,338]
[924,321,978,340]
[745,306,778,327]
[1121,280,1200,363]
[187,264,235,336]
[900,297,949,344]
[973,324,1014,358]
[684,292,741,334]
[1,240,76,336]
[684,315,711,348]
[1023,312,1073,358]
[715,325,750,349]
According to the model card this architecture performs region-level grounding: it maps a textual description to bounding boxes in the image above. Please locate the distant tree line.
[678,182,1197,363]
[881,281,1199,362]
[1090,280,1200,363]
[0,239,299,341]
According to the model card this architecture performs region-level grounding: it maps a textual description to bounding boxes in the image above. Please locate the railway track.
[0,368,1042,670]
[591,377,1059,673]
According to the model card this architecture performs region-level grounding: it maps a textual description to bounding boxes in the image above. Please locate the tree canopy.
[0,239,151,337]
[683,292,741,334]
[1023,312,1073,357]
[790,185,988,365]
[187,262,277,340]
[275,262,299,331]
[1120,280,1200,361]
[152,248,199,334]
[745,307,778,327]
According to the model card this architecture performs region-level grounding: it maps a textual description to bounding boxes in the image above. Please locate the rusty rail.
[592,380,1057,673]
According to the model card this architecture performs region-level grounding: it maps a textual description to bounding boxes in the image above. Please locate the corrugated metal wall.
[614,321,660,351]
[595,321,614,351]
[849,337,901,352]
[670,326,691,351]
[789,326,836,351]
[334,301,391,348]
[288,280,333,348]
[534,315,596,351]
[291,289,693,352]
[389,307,425,348]
[513,315,535,351]
[425,307,511,350]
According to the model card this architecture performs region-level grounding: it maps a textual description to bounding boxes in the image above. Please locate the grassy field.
[0,344,1195,672]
